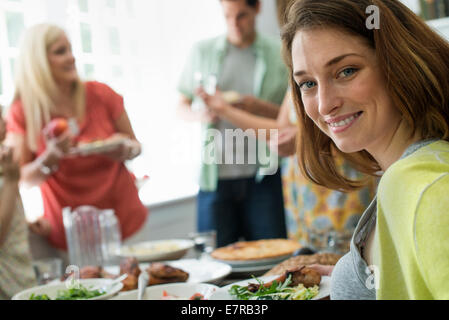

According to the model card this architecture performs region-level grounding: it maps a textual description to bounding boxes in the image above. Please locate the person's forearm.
[248,99,281,119]
[221,106,280,140]
[20,155,51,188]
[0,179,19,247]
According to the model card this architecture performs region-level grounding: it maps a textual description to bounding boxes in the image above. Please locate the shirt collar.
[214,33,263,55]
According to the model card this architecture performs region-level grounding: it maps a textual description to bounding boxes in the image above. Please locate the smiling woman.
[291,28,403,164]
[282,0,449,300]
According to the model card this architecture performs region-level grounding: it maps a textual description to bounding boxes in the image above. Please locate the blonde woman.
[0,105,36,299]
[5,24,148,255]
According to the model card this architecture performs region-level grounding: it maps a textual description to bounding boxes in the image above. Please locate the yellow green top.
[374,140,449,299]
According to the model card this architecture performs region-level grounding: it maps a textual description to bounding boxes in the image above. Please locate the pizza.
[210,239,302,261]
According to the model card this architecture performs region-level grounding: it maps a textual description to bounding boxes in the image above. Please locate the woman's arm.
[101,110,142,162]
[5,132,70,188]
[414,174,449,299]
[197,88,293,141]
[0,147,21,247]
[234,95,281,119]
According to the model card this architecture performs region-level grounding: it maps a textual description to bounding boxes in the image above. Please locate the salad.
[29,284,105,300]
[229,275,319,300]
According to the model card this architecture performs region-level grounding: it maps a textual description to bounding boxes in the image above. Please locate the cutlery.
[138,271,149,300]
[91,273,128,293]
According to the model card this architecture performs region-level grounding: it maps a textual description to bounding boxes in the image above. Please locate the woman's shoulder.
[379,140,449,200]
[8,98,24,111]
[84,81,115,95]
[6,99,26,125]
[84,81,122,105]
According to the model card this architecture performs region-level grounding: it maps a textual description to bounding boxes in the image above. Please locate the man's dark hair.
[220,0,259,8]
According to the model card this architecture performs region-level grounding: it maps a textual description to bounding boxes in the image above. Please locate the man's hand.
[195,87,230,115]
[269,126,298,157]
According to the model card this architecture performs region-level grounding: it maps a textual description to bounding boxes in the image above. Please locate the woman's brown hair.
[281,0,449,192]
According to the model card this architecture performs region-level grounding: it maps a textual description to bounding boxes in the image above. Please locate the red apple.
[44,118,68,138]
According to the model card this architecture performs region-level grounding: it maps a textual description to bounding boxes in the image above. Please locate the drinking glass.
[32,258,63,285]
[188,230,217,259]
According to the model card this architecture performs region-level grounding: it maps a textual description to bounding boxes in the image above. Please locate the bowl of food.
[12,278,123,300]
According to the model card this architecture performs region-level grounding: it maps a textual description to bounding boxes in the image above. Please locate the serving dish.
[116,239,194,262]
[12,278,123,300]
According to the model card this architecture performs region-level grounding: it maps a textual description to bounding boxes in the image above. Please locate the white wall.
[257,0,280,38]
[126,198,196,245]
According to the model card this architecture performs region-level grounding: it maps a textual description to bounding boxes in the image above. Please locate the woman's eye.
[338,67,358,78]
[299,81,316,91]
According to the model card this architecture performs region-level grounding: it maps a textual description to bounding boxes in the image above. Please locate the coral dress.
[7,81,148,250]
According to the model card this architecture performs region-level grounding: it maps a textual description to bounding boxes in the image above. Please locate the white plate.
[12,278,123,300]
[110,282,219,300]
[229,263,279,277]
[210,275,331,300]
[116,239,194,262]
[211,253,293,268]
[104,259,232,285]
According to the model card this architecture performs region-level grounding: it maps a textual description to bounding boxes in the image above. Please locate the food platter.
[104,259,232,285]
[12,279,123,300]
[209,275,331,300]
[211,253,294,268]
[115,239,194,262]
[226,262,281,277]
[210,239,301,264]
[110,282,219,300]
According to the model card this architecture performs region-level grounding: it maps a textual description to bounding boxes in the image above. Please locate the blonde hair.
[13,23,85,152]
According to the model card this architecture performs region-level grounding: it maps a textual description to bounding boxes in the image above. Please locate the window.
[78,0,88,13]
[80,23,92,53]
[108,27,120,55]
[5,11,25,47]
[9,58,15,78]
[106,0,116,8]
[83,64,95,79]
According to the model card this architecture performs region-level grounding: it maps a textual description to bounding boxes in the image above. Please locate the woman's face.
[291,28,402,155]
[47,33,78,85]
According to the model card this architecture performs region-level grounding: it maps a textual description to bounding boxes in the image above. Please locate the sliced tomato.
[189,293,205,300]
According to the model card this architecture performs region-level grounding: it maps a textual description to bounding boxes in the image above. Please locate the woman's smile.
[325,111,363,133]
